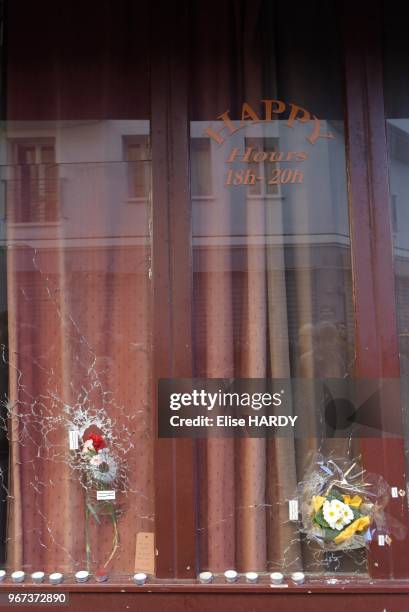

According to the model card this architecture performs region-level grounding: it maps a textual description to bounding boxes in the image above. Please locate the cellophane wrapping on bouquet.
[297,454,391,551]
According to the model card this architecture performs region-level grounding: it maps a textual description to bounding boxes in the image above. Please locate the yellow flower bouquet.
[298,454,390,550]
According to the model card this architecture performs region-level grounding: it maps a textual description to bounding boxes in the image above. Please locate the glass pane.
[3,0,398,588]
[189,0,361,577]
[0,0,154,579]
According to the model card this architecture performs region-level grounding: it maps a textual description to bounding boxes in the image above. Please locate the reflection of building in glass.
[0,120,151,245]
[123,135,150,200]
[8,139,58,223]
[191,119,354,377]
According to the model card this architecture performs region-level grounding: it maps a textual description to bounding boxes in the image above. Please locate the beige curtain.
[191,0,353,574]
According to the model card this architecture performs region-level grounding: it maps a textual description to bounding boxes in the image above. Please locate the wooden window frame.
[2,0,409,607]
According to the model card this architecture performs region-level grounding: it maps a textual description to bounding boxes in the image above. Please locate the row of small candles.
[0,570,148,585]
[0,569,305,586]
[199,570,305,585]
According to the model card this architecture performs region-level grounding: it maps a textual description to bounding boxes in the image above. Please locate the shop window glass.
[0,0,154,577]
[189,0,359,576]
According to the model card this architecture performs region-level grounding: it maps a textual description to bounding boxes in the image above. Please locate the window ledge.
[1,577,409,593]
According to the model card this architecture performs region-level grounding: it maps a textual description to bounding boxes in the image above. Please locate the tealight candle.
[132,573,147,585]
[198,571,213,584]
[270,572,284,585]
[0,570,5,582]
[245,572,258,583]
[31,571,45,584]
[75,570,89,583]
[291,571,305,584]
[95,570,108,583]
[11,571,25,583]
[49,573,63,585]
[224,569,238,583]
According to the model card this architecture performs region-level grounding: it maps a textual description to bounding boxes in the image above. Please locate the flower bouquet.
[298,454,390,550]
[79,432,120,570]
[311,490,371,546]
[82,433,117,484]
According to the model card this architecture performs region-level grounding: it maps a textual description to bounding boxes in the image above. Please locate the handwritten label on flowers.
[96,490,116,501]
[68,430,79,450]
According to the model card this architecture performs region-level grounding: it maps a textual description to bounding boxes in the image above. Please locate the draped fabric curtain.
[5,164,153,574]
[4,0,153,573]
[2,0,356,578]
[191,0,354,573]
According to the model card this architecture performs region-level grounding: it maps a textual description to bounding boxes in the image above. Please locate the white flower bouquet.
[297,454,390,550]
[79,431,120,570]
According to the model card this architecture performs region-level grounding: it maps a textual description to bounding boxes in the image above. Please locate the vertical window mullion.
[151,0,196,580]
